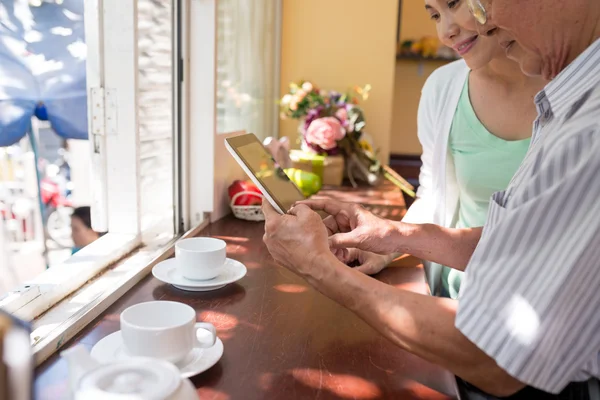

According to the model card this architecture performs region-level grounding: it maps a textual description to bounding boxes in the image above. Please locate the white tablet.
[225,133,306,214]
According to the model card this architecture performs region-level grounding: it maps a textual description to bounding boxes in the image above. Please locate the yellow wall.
[391,0,448,155]
[391,60,447,155]
[279,0,399,163]
[398,0,436,39]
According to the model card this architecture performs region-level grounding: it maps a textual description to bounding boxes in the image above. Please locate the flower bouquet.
[280,81,414,196]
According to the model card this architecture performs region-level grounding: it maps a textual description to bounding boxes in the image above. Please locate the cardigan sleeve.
[401,69,439,225]
[402,60,468,225]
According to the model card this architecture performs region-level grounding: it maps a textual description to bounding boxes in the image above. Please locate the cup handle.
[194,322,217,348]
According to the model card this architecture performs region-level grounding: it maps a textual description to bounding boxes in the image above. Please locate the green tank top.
[441,74,531,299]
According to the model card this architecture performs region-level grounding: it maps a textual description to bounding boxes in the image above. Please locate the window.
[1,0,184,323]
[1,0,282,365]
[187,0,282,221]
[216,0,282,138]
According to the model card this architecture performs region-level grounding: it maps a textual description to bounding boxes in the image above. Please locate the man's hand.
[334,248,395,275]
[262,201,333,277]
[297,199,402,255]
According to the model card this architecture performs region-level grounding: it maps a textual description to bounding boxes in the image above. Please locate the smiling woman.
[389,0,546,297]
[424,0,499,69]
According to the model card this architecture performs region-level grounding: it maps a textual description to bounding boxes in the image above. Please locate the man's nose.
[477,21,498,37]
[468,0,498,37]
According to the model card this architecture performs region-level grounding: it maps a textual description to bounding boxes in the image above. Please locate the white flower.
[281,94,292,105]
[302,82,313,92]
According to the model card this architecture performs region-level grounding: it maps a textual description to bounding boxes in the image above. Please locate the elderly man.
[262,0,600,398]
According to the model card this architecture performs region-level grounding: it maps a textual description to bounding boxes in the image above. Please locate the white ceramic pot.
[62,345,198,400]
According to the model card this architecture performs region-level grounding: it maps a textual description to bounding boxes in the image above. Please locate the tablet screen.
[232,140,305,212]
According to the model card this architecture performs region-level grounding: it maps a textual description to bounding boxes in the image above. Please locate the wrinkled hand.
[334,248,395,275]
[262,201,332,276]
[297,199,400,255]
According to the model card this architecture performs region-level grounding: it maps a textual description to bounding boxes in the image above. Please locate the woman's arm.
[302,200,482,271]
[368,67,439,269]
[393,223,483,271]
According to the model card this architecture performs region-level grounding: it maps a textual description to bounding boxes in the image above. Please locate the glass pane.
[137,0,176,239]
[216,0,280,138]
[0,1,94,296]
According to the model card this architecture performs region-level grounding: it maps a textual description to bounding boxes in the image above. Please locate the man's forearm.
[304,254,524,397]
[391,223,483,271]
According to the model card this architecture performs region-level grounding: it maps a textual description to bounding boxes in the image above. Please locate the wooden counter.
[34,184,457,399]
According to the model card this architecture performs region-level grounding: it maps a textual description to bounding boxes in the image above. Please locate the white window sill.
[1,233,141,321]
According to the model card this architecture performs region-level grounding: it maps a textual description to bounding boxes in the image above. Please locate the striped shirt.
[456,38,600,394]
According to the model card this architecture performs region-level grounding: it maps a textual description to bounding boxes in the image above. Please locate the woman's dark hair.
[71,206,93,230]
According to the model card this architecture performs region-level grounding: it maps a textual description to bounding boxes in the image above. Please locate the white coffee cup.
[175,237,227,280]
[120,301,216,364]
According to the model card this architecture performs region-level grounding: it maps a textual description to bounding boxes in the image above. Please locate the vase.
[344,152,382,187]
[289,150,345,187]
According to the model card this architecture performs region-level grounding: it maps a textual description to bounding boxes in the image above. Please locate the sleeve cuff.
[456,293,571,394]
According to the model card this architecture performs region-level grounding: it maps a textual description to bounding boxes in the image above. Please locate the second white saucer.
[91,330,224,378]
[152,258,247,292]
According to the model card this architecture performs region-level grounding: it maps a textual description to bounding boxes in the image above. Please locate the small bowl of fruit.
[228,180,265,221]
[227,169,322,221]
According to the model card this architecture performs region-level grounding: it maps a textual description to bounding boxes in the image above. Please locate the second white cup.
[175,237,227,280]
[120,301,216,364]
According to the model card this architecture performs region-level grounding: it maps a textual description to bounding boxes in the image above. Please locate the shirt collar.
[535,38,600,119]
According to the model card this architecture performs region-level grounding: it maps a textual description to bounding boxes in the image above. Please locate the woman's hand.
[334,248,396,275]
[296,199,404,255]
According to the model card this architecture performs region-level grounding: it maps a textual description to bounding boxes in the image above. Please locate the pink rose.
[335,108,348,122]
[305,117,346,150]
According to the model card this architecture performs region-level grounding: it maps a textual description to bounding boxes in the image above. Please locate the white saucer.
[152,258,247,292]
[90,331,224,378]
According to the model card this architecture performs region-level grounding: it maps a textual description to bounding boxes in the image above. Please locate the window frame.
[188,0,217,226]
[92,0,142,237]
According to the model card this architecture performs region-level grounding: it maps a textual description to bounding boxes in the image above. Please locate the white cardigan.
[402,60,470,295]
